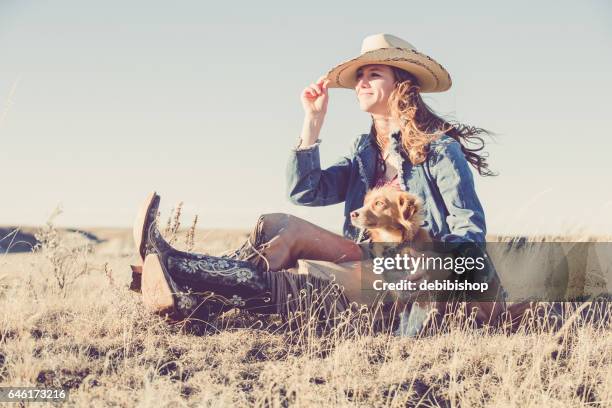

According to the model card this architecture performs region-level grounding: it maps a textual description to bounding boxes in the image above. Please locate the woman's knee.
[253,213,293,245]
[258,213,306,233]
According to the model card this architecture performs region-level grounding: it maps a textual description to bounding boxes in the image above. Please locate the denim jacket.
[286,130,487,244]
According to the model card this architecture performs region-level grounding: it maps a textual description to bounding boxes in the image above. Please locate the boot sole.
[133,191,158,263]
[142,253,177,317]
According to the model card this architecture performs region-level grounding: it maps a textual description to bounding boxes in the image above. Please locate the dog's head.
[350,186,423,242]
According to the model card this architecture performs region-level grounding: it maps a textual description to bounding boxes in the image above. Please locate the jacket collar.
[354,132,376,188]
[354,128,404,188]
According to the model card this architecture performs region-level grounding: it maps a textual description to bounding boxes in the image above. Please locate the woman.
[133,33,504,330]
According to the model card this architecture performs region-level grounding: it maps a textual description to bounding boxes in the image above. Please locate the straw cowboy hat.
[325,33,452,93]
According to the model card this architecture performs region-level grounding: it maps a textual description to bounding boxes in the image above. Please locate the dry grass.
[0,222,611,407]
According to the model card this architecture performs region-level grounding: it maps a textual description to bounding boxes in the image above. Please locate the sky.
[1,0,611,236]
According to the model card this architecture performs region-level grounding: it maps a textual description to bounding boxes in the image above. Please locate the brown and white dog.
[350,185,431,245]
[350,185,441,336]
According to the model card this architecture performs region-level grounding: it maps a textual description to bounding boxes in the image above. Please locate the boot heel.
[142,253,177,317]
[129,264,143,293]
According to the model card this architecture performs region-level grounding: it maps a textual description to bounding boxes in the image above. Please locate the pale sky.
[1,0,611,236]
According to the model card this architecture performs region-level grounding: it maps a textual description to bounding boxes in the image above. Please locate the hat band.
[334,56,441,89]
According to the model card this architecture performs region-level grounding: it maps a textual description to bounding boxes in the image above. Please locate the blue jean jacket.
[286,130,487,244]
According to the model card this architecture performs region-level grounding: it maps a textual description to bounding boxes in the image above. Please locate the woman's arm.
[286,137,353,207]
[429,139,487,243]
[286,78,352,206]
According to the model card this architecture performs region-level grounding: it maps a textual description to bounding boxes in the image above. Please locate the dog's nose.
[350,210,359,218]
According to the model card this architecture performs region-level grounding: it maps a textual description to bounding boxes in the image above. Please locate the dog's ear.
[396,192,419,226]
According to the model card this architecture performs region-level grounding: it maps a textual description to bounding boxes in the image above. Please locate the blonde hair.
[376,67,496,177]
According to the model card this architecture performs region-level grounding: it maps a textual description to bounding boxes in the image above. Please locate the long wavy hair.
[374,67,496,177]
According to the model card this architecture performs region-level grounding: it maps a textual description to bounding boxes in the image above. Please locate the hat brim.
[324,48,452,93]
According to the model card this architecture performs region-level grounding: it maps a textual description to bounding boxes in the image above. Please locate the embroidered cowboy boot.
[142,223,277,319]
[132,192,228,319]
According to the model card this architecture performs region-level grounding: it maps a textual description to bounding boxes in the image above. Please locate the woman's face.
[355,64,396,115]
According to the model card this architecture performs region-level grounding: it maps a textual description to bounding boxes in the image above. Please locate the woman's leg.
[134,193,352,321]
[225,213,363,271]
[224,212,373,311]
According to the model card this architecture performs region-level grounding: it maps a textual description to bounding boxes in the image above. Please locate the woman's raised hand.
[301,77,329,118]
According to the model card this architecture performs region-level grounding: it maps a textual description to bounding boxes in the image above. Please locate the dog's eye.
[375,201,385,208]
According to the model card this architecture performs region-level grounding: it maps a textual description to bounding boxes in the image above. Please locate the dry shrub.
[161,202,199,252]
[34,207,91,297]
[185,215,198,252]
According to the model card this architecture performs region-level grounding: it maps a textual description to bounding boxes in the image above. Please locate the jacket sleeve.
[286,138,356,207]
[429,139,487,243]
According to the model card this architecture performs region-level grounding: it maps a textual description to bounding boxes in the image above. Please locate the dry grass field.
[0,219,611,407]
